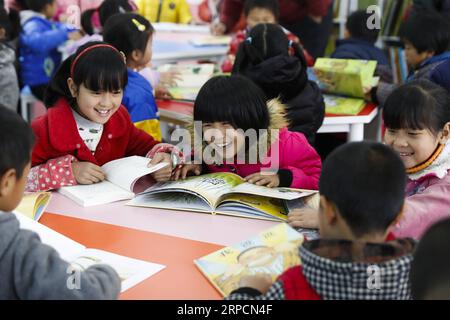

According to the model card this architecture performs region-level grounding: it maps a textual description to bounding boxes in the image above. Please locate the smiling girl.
[26,42,179,192]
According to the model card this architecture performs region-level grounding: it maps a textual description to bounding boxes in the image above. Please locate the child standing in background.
[27,42,180,192]
[135,0,192,24]
[175,75,321,190]
[232,23,324,145]
[103,13,162,141]
[19,0,82,101]
[0,105,121,299]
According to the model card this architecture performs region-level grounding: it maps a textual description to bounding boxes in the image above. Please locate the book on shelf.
[15,192,51,221]
[194,223,304,296]
[13,212,165,292]
[128,172,318,222]
[58,156,168,207]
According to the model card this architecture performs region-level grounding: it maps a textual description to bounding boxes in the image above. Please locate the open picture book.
[128,172,317,222]
[15,192,51,221]
[58,156,168,207]
[194,223,304,296]
[13,212,165,292]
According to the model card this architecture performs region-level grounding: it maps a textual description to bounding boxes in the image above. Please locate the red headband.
[70,44,124,78]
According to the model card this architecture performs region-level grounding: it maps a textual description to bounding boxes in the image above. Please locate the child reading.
[174,75,321,190]
[27,42,180,192]
[227,142,415,300]
[0,105,121,299]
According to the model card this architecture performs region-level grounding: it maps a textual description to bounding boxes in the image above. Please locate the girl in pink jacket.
[383,79,450,239]
[174,75,322,190]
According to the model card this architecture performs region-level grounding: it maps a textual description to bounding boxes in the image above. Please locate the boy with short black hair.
[0,105,121,299]
[227,142,415,300]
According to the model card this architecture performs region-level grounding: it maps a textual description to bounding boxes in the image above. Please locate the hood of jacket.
[20,10,46,26]
[0,212,21,260]
[300,238,416,300]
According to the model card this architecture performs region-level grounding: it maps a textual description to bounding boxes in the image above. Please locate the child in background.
[0,7,19,110]
[221,0,313,73]
[233,23,324,145]
[103,13,162,141]
[376,12,450,105]
[227,142,415,300]
[331,10,391,83]
[135,0,192,24]
[175,75,321,190]
[19,0,83,101]
[27,42,180,192]
[410,218,450,300]
[0,105,121,299]
[383,80,450,239]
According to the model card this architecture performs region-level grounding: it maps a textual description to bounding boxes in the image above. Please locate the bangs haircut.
[383,79,450,135]
[319,142,406,237]
[103,13,153,57]
[193,75,270,131]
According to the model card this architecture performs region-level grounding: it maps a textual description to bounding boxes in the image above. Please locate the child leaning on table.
[226,142,415,300]
[26,42,183,192]
[0,105,121,299]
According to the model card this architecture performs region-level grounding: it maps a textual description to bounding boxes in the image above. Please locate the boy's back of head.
[399,11,450,55]
[319,142,406,238]
[411,218,450,299]
[243,0,279,20]
[346,10,380,44]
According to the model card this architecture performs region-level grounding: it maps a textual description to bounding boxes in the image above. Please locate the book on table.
[58,156,168,207]
[128,172,317,222]
[189,35,232,46]
[13,212,165,293]
[194,222,304,296]
[15,191,52,221]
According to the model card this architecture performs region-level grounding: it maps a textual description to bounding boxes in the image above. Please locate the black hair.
[194,75,270,132]
[383,79,450,135]
[243,0,279,20]
[103,13,153,58]
[232,23,308,100]
[0,7,20,40]
[319,142,406,237]
[0,7,11,39]
[399,11,450,54]
[81,0,135,35]
[25,0,54,13]
[0,105,34,179]
[346,10,380,43]
[44,41,128,108]
[411,218,450,299]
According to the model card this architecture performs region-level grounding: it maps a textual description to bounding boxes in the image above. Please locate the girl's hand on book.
[149,153,173,181]
[173,164,202,180]
[239,274,273,294]
[287,207,319,229]
[71,162,105,185]
[245,173,280,188]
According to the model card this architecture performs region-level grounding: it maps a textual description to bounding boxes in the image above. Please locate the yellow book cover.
[15,192,52,221]
[323,94,366,115]
[313,58,377,98]
[194,223,304,296]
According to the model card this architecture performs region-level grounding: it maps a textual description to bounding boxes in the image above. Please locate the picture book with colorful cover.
[323,94,366,115]
[157,63,215,101]
[58,156,168,207]
[313,58,378,98]
[15,192,51,221]
[128,172,317,222]
[13,212,165,292]
[194,223,304,296]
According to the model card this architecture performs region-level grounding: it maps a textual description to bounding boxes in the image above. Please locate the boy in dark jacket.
[226,142,415,300]
[430,58,450,92]
[0,105,121,299]
[19,0,81,101]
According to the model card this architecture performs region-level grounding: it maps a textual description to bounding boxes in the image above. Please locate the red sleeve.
[220,0,244,32]
[305,0,333,17]
[125,122,160,157]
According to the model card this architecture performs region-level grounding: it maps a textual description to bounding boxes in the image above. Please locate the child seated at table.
[174,75,322,190]
[27,42,179,192]
[0,105,121,299]
[226,141,415,300]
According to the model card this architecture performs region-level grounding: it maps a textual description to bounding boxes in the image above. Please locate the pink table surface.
[46,193,277,246]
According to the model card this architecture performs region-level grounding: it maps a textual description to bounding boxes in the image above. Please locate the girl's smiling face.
[202,122,246,161]
[384,127,449,169]
[67,79,123,124]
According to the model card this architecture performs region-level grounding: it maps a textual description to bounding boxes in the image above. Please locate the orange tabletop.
[40,212,224,300]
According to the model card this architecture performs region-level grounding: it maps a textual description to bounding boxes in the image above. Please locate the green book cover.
[323,94,366,115]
